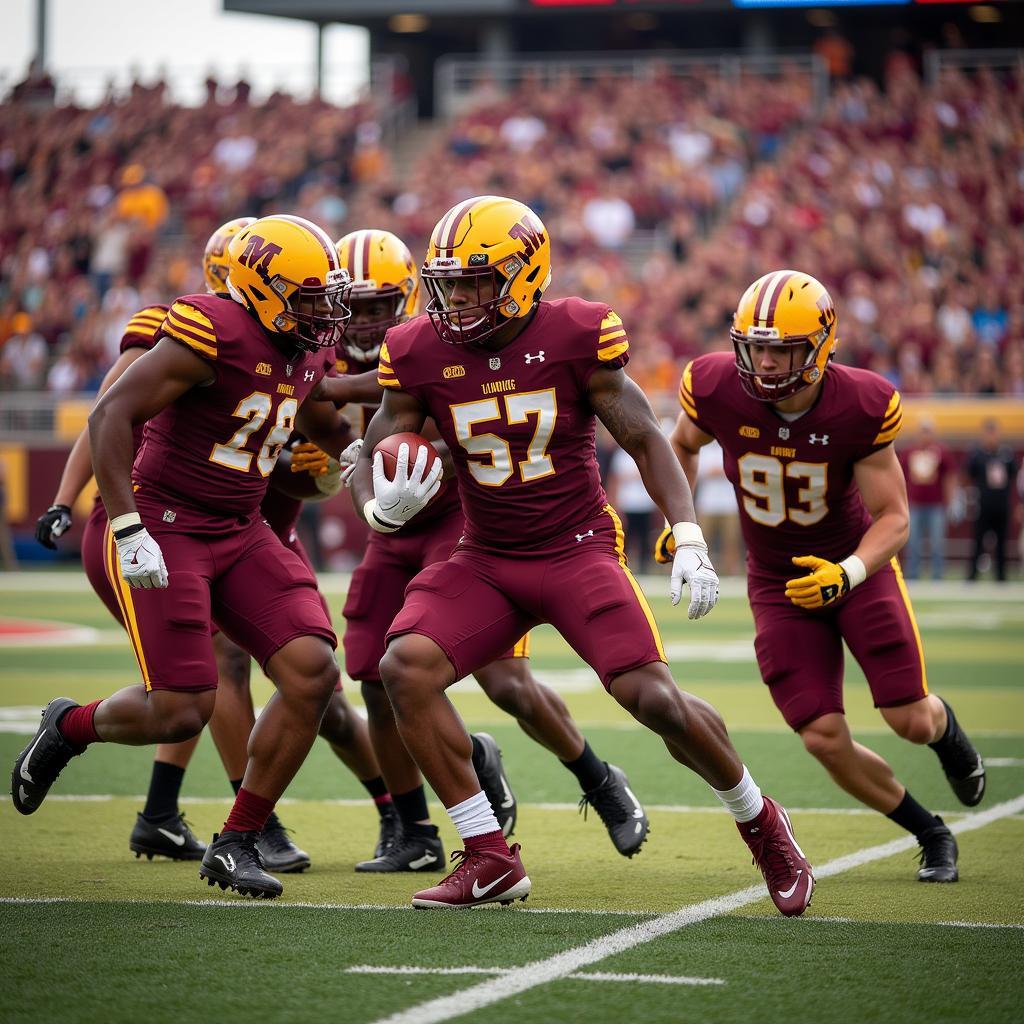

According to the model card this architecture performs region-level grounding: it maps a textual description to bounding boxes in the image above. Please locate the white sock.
[447,791,501,840]
[712,766,764,823]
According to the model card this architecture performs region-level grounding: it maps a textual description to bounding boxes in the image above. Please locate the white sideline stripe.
[740,914,1024,931]
[365,794,1024,1024]
[986,758,1024,768]
[348,966,724,987]
[33,793,978,819]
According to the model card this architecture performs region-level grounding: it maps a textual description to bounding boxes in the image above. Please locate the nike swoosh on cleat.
[499,778,515,809]
[19,733,46,782]
[157,828,187,847]
[471,869,513,899]
[408,852,438,870]
[215,853,236,873]
[632,809,645,819]
[777,870,803,900]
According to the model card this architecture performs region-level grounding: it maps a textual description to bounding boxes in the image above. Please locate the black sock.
[928,698,956,751]
[361,776,392,817]
[230,778,243,795]
[142,761,185,821]
[561,741,608,793]
[393,785,430,829]
[470,735,485,771]
[887,790,939,837]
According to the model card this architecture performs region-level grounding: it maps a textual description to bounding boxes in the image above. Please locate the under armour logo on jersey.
[778,427,791,440]
[304,370,316,382]
[524,351,545,364]
[809,434,830,445]
[575,530,595,543]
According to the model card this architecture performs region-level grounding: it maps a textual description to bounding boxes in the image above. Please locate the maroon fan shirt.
[378,299,630,551]
[680,352,902,577]
[133,293,334,528]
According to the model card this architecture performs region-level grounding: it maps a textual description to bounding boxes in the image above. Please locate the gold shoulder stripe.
[377,365,397,377]
[882,390,901,420]
[600,311,623,330]
[162,315,217,358]
[127,313,165,328]
[380,342,392,364]
[598,340,629,362]
[125,319,160,337]
[683,360,695,396]
[881,395,903,429]
[679,391,698,420]
[168,302,217,341]
[599,327,627,345]
[135,305,168,320]
[873,417,903,445]
[378,376,401,388]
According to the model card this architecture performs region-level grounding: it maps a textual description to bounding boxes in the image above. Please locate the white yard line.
[740,914,1024,930]
[347,966,724,986]
[364,794,1024,1024]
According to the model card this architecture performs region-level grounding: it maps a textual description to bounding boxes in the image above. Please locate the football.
[373,432,442,483]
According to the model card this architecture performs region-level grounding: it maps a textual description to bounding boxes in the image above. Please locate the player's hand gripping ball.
[369,433,444,531]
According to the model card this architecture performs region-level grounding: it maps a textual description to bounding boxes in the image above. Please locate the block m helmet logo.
[238,235,283,277]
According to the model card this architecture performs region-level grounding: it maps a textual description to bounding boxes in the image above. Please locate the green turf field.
[1,573,1022,1024]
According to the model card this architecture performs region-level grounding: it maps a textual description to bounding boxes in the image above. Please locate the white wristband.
[672,521,707,549]
[838,554,867,589]
[363,499,398,534]
[110,512,142,534]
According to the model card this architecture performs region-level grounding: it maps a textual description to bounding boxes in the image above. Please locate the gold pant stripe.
[105,523,153,690]
[890,555,928,694]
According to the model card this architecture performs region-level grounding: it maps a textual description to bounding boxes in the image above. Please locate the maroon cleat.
[411,843,531,909]
[737,797,815,917]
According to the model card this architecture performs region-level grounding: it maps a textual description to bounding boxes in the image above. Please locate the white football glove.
[669,523,720,620]
[339,438,363,488]
[366,442,443,532]
[115,526,169,589]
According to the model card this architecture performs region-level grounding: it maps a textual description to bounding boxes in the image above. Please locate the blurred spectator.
[695,440,742,577]
[606,444,656,573]
[0,312,47,389]
[965,419,1018,582]
[900,416,956,580]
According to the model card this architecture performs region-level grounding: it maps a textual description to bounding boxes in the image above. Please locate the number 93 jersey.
[133,293,335,526]
[379,298,630,551]
[680,352,902,577]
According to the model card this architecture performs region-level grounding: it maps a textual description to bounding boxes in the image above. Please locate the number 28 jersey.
[680,352,902,577]
[133,293,334,524]
[379,298,630,551]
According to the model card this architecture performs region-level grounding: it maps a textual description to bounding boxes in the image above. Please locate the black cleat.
[130,811,207,861]
[355,828,444,873]
[472,732,517,837]
[374,804,402,860]
[256,812,311,873]
[199,830,283,898]
[917,818,959,883]
[11,697,82,815]
[931,700,986,807]
[579,763,649,857]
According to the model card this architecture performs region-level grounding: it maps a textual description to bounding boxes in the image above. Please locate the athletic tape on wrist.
[363,499,399,534]
[111,512,144,540]
[672,521,707,549]
[838,554,867,589]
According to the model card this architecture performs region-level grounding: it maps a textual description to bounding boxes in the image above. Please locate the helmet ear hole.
[524,265,542,284]
[250,285,268,303]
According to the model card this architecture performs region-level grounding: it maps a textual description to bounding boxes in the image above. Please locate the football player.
[348,196,813,914]
[662,269,985,883]
[323,229,649,872]
[15,214,359,899]
[34,217,395,872]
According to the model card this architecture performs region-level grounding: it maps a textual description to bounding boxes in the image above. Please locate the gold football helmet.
[730,270,838,401]
[335,229,418,363]
[226,214,351,352]
[203,217,256,294]
[421,195,552,346]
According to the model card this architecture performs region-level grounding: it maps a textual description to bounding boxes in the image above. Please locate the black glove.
[35,504,72,549]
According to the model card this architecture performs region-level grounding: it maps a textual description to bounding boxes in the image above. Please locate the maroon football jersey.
[133,293,334,525]
[680,352,902,577]
[379,299,630,550]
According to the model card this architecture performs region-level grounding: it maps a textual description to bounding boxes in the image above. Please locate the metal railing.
[924,48,1024,87]
[435,51,829,120]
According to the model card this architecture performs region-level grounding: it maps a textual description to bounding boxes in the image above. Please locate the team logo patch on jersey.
[443,365,466,379]
[740,425,760,439]
[255,362,273,376]
[162,510,176,524]
[778,427,791,440]
[489,357,502,371]
[809,434,830,445]
[285,364,294,377]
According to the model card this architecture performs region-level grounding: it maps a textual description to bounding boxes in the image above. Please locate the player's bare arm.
[313,369,383,407]
[90,338,214,521]
[588,366,697,525]
[587,366,718,616]
[669,411,714,494]
[850,443,911,574]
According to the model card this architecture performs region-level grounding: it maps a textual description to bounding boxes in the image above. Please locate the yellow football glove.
[784,555,851,609]
[290,441,330,477]
[653,526,675,565]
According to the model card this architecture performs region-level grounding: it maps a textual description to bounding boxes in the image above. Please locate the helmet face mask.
[730,270,837,402]
[421,196,551,348]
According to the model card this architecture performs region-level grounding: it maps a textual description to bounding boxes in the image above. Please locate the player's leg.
[13,528,219,815]
[343,537,444,872]
[380,556,536,907]
[199,527,340,897]
[473,647,649,856]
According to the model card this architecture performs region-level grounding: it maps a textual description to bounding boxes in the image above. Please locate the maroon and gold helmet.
[203,217,256,294]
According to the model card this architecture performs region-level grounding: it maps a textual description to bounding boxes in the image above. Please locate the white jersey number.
[737,454,828,527]
[210,391,298,477]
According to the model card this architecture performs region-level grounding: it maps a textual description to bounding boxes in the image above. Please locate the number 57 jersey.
[680,352,902,577]
[133,293,334,529]
[379,297,630,551]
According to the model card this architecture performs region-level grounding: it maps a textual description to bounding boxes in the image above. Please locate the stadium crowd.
[0,60,1021,400]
